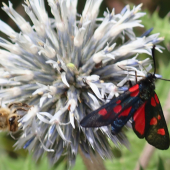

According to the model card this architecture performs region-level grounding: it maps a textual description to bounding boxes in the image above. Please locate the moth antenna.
[152,45,156,75]
[157,78,170,81]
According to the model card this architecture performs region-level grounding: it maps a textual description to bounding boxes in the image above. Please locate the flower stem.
[79,147,107,170]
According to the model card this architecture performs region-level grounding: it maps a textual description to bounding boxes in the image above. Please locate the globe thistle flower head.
[0,0,164,168]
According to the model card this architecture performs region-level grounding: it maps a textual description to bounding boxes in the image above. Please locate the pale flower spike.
[0,0,164,168]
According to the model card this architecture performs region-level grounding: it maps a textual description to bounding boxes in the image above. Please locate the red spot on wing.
[130,89,140,97]
[98,108,107,116]
[118,106,132,118]
[157,128,165,135]
[113,105,122,114]
[154,94,159,104]
[129,84,139,92]
[150,117,157,125]
[157,115,161,120]
[133,102,146,136]
[116,100,121,104]
[151,97,156,107]
[129,84,140,97]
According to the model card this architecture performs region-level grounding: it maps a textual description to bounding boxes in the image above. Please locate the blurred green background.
[0,0,170,170]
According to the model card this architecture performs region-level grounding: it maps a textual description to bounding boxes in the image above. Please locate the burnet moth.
[80,45,170,150]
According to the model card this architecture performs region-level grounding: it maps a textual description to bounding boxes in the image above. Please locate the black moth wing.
[144,93,169,150]
[80,87,139,128]
[80,98,119,127]
[132,92,170,150]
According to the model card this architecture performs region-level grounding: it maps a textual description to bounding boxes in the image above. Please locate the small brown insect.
[0,103,30,132]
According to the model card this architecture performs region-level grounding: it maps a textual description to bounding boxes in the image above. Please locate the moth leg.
[135,70,137,83]
[117,65,137,86]
[127,70,137,87]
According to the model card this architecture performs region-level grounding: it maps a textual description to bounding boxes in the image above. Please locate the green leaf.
[142,10,170,45]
